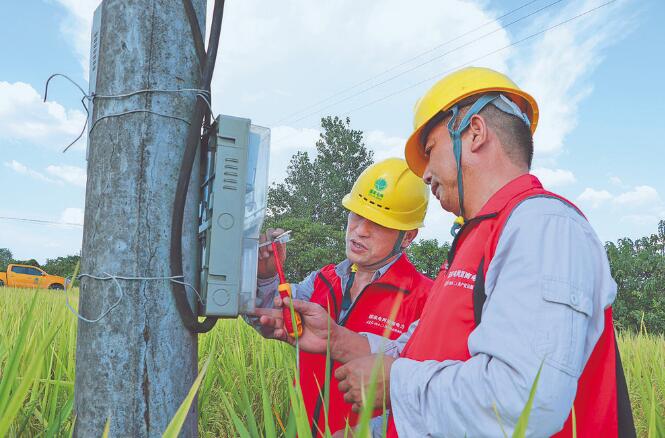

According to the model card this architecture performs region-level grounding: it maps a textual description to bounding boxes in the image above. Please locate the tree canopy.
[268,116,373,231]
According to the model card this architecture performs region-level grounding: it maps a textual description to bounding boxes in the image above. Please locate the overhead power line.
[0,216,83,227]
[342,0,617,117]
[275,0,563,126]
[273,0,616,147]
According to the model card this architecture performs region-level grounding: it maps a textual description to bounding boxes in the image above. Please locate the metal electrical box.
[199,115,270,317]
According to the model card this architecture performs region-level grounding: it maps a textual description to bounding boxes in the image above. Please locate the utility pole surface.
[74,0,205,436]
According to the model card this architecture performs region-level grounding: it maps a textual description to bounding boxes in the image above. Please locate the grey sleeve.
[244,269,319,334]
[361,319,418,358]
[370,414,388,438]
[389,198,616,437]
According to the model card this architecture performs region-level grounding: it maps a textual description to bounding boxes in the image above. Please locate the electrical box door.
[199,115,270,317]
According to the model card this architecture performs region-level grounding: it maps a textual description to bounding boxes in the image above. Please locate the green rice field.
[0,287,663,437]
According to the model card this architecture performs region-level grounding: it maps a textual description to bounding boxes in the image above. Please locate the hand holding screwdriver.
[257,229,302,337]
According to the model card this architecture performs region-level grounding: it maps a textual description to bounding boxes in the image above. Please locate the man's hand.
[254,297,335,354]
[257,228,286,279]
[252,297,372,361]
[335,354,396,413]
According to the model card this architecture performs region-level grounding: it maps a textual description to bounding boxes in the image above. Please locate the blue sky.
[1,0,664,263]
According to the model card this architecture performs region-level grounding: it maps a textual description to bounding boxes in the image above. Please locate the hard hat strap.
[360,230,407,270]
[447,93,500,236]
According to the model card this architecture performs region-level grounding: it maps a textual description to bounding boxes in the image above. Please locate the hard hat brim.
[405,87,539,178]
[342,193,424,231]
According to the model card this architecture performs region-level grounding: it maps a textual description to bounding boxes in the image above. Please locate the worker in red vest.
[268,67,635,437]
[251,158,433,436]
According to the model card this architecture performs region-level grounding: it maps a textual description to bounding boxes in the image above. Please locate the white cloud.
[60,207,85,225]
[578,185,664,227]
[47,0,645,250]
[365,131,406,162]
[46,165,87,188]
[0,218,82,263]
[614,185,661,207]
[4,160,56,184]
[578,187,613,208]
[268,126,320,184]
[208,0,512,127]
[53,0,100,78]
[609,176,623,186]
[532,167,576,188]
[514,0,634,158]
[0,82,86,150]
[3,159,86,188]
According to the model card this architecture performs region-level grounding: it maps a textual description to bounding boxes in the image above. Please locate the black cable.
[182,0,206,69]
[170,0,226,333]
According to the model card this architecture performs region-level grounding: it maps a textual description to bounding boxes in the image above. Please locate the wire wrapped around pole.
[170,0,226,333]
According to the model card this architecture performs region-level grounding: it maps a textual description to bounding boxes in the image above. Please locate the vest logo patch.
[444,269,477,290]
[366,313,405,334]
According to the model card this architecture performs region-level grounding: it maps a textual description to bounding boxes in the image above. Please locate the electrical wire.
[344,0,618,116]
[65,273,203,323]
[0,216,83,227]
[44,73,214,152]
[274,0,561,125]
[273,0,617,145]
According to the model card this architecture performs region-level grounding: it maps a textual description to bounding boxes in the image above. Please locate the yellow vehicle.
[0,264,66,290]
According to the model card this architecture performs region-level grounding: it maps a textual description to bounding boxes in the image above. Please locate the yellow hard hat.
[405,67,539,177]
[342,158,429,230]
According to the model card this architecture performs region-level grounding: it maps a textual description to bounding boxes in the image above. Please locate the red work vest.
[300,254,432,437]
[387,174,634,437]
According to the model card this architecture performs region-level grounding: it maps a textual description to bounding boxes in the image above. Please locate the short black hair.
[420,97,534,169]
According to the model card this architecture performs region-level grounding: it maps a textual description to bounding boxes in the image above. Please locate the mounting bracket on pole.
[199,115,270,317]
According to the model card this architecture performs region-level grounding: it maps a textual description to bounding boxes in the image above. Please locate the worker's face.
[345,212,405,267]
[422,121,461,215]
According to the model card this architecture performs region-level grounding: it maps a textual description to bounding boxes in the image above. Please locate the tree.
[12,258,40,268]
[606,220,665,334]
[43,254,80,279]
[268,217,346,281]
[406,239,450,279]
[268,116,374,231]
[265,116,373,280]
[0,248,12,271]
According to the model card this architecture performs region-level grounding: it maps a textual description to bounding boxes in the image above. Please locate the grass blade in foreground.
[163,357,211,438]
[512,361,544,438]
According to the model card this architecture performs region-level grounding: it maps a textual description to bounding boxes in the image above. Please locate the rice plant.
[0,287,663,437]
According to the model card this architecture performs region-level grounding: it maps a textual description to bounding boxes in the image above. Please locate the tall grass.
[0,287,663,436]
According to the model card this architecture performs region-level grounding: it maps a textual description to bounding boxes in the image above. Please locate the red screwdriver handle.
[278,283,303,337]
[271,241,303,337]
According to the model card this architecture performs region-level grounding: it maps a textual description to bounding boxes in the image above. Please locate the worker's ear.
[401,229,419,249]
[468,113,488,153]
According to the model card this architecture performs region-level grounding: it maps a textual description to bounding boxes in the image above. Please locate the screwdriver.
[270,234,303,337]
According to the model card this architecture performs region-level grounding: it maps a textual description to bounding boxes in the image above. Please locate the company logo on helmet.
[368,178,387,200]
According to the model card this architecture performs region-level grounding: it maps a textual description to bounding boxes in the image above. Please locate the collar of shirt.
[335,252,403,297]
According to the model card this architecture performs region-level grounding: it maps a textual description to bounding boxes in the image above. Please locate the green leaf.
[101,417,110,438]
[44,395,74,438]
[162,357,211,438]
[512,360,544,438]
[0,319,59,436]
[0,292,39,415]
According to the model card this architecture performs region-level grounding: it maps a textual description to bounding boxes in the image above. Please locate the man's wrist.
[257,274,278,285]
[330,323,371,363]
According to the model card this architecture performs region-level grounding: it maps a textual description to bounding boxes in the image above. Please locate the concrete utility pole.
[74,0,205,436]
